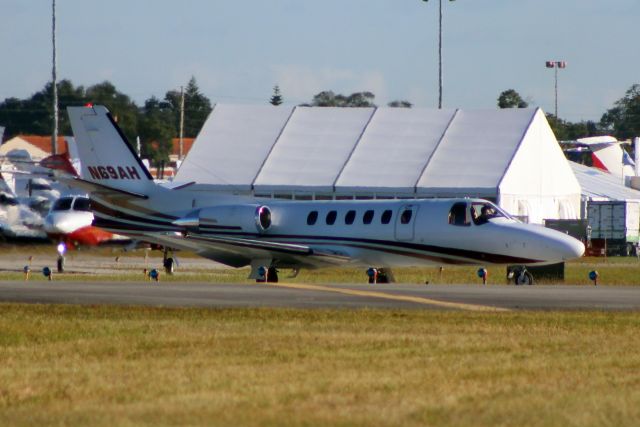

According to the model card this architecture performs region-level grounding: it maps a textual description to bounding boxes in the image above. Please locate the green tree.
[600,84,640,139]
[497,89,528,109]
[388,100,413,108]
[310,91,376,107]
[547,114,599,141]
[138,97,174,164]
[0,79,86,138]
[164,77,212,138]
[270,85,283,106]
[85,81,139,144]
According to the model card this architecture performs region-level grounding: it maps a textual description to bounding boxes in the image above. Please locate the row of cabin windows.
[307,208,412,226]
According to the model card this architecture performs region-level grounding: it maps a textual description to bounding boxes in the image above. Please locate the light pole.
[545,60,567,118]
[51,0,58,155]
[422,0,455,109]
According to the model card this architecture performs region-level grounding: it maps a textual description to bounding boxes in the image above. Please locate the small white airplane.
[43,194,122,248]
[62,105,584,283]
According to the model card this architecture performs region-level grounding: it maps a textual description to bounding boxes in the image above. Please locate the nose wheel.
[508,266,534,285]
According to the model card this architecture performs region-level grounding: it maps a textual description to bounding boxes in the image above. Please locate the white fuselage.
[90,190,585,268]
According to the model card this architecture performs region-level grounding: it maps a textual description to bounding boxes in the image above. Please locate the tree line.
[0,77,212,164]
[497,86,640,142]
[1,80,638,163]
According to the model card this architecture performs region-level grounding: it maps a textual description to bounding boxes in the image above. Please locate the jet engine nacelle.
[174,204,272,233]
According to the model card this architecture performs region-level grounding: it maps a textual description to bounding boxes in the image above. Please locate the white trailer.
[587,200,640,256]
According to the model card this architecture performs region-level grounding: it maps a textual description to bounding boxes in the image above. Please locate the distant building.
[0,134,196,180]
[0,135,69,160]
[146,137,195,179]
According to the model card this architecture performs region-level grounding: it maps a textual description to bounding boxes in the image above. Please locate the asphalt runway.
[1,280,640,311]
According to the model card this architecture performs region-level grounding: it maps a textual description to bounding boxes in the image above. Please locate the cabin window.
[52,198,73,211]
[400,209,413,224]
[448,202,470,226]
[345,210,356,225]
[326,210,337,225]
[381,210,392,224]
[307,211,318,225]
[73,198,91,211]
[363,210,374,224]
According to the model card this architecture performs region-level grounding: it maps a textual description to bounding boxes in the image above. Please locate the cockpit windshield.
[52,197,73,211]
[470,202,509,225]
[73,197,91,211]
[448,201,511,227]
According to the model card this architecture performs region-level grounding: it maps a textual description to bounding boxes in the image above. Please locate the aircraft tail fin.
[67,105,155,194]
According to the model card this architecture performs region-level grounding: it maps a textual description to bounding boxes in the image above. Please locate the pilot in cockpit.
[473,205,496,225]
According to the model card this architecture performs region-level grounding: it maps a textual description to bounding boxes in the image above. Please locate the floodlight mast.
[422,0,456,109]
[51,0,58,155]
[179,86,185,160]
[545,60,567,118]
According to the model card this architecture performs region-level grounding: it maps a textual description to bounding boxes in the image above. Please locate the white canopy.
[176,105,581,222]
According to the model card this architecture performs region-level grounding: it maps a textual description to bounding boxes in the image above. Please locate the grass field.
[1,304,640,426]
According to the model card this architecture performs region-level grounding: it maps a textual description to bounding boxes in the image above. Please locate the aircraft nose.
[555,234,585,261]
[547,233,584,261]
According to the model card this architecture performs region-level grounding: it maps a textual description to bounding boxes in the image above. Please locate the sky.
[1,0,638,122]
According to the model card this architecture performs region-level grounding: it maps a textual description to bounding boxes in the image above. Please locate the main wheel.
[163,257,175,274]
[267,267,279,283]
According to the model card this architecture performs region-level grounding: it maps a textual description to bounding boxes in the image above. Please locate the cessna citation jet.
[63,105,584,283]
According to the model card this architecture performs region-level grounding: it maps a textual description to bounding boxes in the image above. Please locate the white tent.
[177,105,581,223]
[570,161,640,218]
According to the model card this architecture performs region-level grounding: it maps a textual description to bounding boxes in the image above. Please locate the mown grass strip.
[1,304,640,426]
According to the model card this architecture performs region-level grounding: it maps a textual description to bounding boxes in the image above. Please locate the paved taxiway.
[2,280,640,311]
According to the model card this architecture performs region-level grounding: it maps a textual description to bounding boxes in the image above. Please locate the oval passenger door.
[395,204,418,241]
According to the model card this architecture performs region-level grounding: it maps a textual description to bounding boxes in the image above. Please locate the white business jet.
[63,105,584,282]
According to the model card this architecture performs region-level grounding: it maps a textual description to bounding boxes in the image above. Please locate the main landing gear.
[366,268,395,284]
[163,248,175,274]
[250,260,279,283]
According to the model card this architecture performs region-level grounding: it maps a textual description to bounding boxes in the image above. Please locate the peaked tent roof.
[254,107,375,193]
[177,104,293,190]
[176,105,571,197]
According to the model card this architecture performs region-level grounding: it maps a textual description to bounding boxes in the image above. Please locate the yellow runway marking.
[273,283,510,312]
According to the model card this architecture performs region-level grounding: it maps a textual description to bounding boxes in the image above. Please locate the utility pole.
[422,0,456,109]
[179,86,185,160]
[545,60,567,118]
[51,0,58,155]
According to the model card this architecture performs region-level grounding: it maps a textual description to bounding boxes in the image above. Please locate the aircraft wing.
[146,232,352,269]
[56,175,148,199]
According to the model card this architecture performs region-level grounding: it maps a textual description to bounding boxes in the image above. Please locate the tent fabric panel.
[417,109,537,189]
[335,108,456,189]
[254,107,374,187]
[499,109,581,196]
[175,104,293,185]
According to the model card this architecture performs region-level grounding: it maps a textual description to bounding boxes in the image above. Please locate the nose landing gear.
[507,266,534,285]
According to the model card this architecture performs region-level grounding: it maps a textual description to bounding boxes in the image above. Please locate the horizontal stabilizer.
[58,176,148,199]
